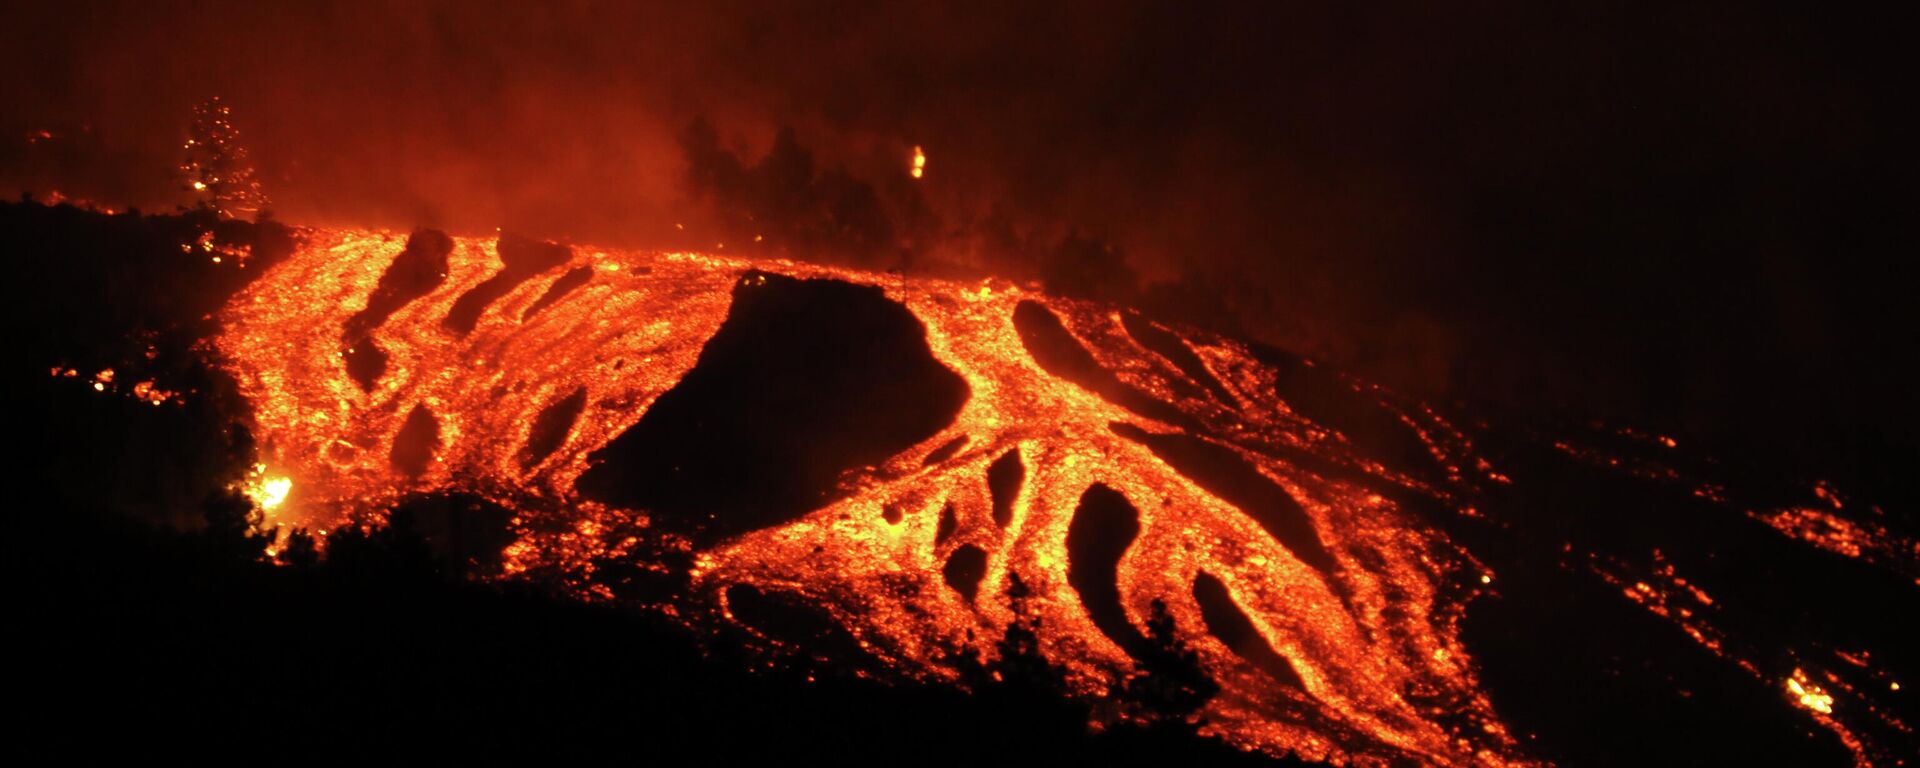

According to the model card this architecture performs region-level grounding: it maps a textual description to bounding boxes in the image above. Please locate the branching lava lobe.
[214,226,1918,766]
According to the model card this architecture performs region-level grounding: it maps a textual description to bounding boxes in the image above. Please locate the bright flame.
[258,477,293,510]
[242,468,293,512]
[1788,668,1835,715]
[910,145,926,179]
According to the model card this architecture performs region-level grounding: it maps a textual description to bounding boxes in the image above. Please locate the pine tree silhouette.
[180,96,269,218]
[201,488,274,563]
[1121,599,1219,719]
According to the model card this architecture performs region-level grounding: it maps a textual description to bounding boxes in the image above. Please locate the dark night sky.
[4,1,1912,491]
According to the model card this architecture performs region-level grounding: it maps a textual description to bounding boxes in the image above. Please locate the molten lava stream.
[222,225,1920,765]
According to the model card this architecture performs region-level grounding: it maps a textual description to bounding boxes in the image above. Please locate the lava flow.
[215,227,1915,766]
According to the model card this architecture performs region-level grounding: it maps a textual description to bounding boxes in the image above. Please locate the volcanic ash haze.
[8,2,1911,480]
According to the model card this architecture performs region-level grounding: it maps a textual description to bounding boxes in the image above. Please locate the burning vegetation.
[178,97,268,219]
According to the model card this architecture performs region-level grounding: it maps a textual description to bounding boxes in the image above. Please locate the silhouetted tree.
[1041,231,1138,301]
[201,488,273,563]
[677,118,917,269]
[280,527,320,569]
[322,506,438,582]
[1120,599,1219,720]
[180,96,269,218]
[678,117,747,205]
[946,573,1075,701]
[757,126,815,223]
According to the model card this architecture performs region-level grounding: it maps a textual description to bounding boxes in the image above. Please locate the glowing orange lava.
[212,227,1911,766]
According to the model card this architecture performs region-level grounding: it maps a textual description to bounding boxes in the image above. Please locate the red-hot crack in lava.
[215,228,1913,766]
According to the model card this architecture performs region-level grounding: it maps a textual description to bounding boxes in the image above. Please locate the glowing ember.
[238,463,294,519]
[1751,506,1920,585]
[253,476,293,511]
[1789,668,1836,714]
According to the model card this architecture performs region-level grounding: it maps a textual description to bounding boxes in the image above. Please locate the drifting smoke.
[2,1,1913,496]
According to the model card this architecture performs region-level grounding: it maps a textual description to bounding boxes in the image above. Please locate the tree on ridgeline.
[1121,599,1219,720]
[180,96,269,219]
[201,488,274,563]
